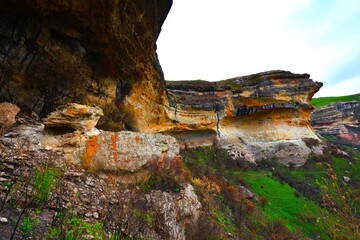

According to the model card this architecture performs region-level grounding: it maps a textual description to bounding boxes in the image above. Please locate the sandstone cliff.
[0,1,323,154]
[311,101,360,146]
[0,1,346,239]
[0,0,172,132]
[164,71,323,166]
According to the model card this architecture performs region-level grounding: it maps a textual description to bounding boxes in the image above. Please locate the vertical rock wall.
[0,0,173,131]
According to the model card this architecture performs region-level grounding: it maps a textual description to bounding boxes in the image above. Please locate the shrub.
[48,212,106,240]
[21,216,40,238]
[259,196,269,207]
[317,163,360,239]
[266,220,301,240]
[32,167,62,204]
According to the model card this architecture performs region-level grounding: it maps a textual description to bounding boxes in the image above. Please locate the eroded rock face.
[0,126,198,239]
[43,103,103,135]
[164,71,323,166]
[146,184,201,240]
[80,131,179,172]
[0,0,324,168]
[0,0,172,132]
[311,101,360,146]
[164,70,321,134]
[0,102,20,131]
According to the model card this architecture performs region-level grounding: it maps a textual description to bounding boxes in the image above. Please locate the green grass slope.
[181,146,360,239]
[311,93,360,108]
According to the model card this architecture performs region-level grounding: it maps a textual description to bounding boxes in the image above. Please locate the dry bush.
[220,184,256,218]
[192,177,221,205]
[318,163,360,239]
[260,196,269,208]
[147,155,191,188]
[266,220,302,240]
[185,210,223,240]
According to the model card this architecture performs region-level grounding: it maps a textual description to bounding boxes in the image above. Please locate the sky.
[157,0,360,97]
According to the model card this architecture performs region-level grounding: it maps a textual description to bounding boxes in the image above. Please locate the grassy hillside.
[181,146,360,239]
[311,93,360,108]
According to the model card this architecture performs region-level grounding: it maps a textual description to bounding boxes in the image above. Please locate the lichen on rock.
[80,131,180,172]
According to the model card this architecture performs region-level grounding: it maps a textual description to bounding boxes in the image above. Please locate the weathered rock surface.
[43,103,103,135]
[0,0,324,167]
[2,103,180,173]
[81,131,179,172]
[311,101,360,146]
[0,102,20,131]
[165,70,321,134]
[0,0,172,132]
[164,71,323,166]
[146,184,201,240]
[226,140,313,167]
[0,128,198,239]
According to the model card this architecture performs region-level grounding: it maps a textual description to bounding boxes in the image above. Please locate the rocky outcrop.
[163,71,323,166]
[0,0,324,166]
[146,184,201,240]
[311,101,360,146]
[164,70,321,134]
[0,102,20,132]
[43,103,103,135]
[0,0,172,132]
[2,103,180,175]
[0,128,199,240]
[81,131,179,172]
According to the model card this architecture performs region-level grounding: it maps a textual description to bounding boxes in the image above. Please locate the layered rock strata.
[43,103,103,135]
[0,0,172,132]
[311,101,360,146]
[2,102,180,173]
[164,71,323,166]
[0,0,324,167]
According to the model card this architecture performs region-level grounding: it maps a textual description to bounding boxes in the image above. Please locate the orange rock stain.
[111,133,118,163]
[78,108,88,114]
[135,136,140,144]
[226,102,233,117]
[66,108,76,115]
[81,135,98,169]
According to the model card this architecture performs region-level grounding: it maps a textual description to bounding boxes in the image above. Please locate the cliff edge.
[164,71,323,166]
[0,0,172,132]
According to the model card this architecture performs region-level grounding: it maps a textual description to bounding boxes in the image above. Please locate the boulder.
[0,102,20,132]
[43,103,103,135]
[145,184,201,240]
[80,131,179,172]
[343,176,350,183]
